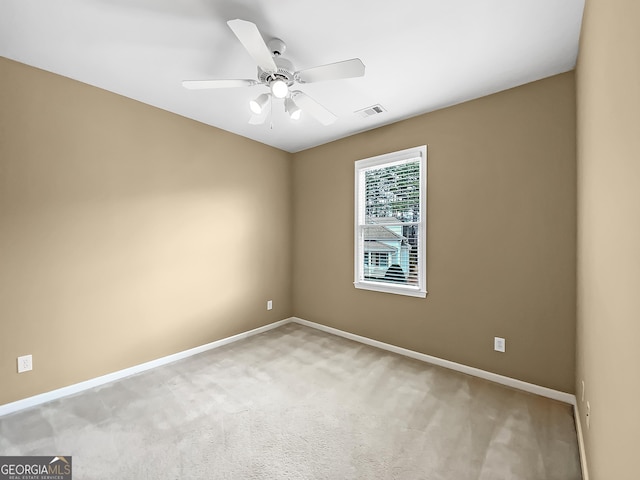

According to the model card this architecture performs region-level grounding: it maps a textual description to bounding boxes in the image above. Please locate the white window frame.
[354,145,427,298]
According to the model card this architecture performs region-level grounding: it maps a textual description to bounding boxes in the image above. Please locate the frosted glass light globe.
[270,80,289,99]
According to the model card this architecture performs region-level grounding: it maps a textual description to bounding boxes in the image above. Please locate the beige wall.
[0,56,579,408]
[576,0,640,478]
[293,72,577,393]
[7,4,639,472]
[0,58,292,406]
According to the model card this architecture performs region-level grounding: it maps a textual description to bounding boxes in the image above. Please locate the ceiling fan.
[182,19,365,125]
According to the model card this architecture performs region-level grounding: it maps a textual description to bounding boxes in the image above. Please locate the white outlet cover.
[18,354,33,373]
[267,300,273,311]
[494,337,506,353]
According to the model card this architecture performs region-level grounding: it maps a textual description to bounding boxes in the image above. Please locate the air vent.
[356,104,387,118]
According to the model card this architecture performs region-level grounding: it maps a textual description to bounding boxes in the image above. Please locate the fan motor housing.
[258,56,295,86]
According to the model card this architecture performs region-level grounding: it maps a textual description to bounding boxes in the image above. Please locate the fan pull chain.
[269,95,274,130]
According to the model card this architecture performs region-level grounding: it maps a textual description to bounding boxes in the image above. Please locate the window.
[354,146,427,297]
[370,252,389,267]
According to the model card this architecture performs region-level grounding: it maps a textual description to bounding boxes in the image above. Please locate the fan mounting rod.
[267,38,286,57]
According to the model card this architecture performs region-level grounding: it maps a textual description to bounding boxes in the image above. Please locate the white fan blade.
[292,91,337,125]
[296,58,365,83]
[182,79,256,90]
[227,19,277,74]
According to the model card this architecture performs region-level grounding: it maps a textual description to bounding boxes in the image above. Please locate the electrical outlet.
[581,380,585,402]
[494,337,506,353]
[17,354,33,373]
[267,300,273,311]
[586,401,591,429]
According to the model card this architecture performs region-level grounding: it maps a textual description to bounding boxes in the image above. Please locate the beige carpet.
[0,323,582,479]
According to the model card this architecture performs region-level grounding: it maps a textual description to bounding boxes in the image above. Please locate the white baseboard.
[291,317,577,405]
[295,318,588,477]
[1,316,577,419]
[0,318,292,417]
[574,405,590,480]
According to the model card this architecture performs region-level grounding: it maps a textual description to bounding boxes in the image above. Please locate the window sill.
[354,281,427,298]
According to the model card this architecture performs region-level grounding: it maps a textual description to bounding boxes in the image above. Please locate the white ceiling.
[0,0,584,153]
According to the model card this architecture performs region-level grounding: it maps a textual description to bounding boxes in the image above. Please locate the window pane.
[361,223,420,285]
[365,160,420,223]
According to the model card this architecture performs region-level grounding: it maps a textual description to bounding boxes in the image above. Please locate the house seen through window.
[354,146,427,297]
